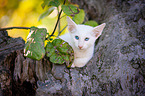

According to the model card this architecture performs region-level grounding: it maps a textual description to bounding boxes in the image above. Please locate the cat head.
[67,16,106,50]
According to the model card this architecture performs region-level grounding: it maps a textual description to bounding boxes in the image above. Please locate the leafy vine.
[0,0,99,68]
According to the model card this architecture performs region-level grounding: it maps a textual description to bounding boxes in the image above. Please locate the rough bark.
[0,30,25,96]
[0,0,145,96]
[36,0,145,95]
[0,30,51,95]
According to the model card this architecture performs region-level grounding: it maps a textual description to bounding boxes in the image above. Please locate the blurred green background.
[0,0,67,41]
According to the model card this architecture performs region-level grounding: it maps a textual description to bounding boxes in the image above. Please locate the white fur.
[59,17,106,67]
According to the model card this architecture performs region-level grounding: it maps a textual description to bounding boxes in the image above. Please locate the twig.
[60,14,67,19]
[57,7,61,34]
[0,27,30,31]
[57,25,67,37]
[50,10,63,36]
[50,0,66,36]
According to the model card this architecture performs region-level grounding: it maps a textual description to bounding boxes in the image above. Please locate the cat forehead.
[76,25,94,34]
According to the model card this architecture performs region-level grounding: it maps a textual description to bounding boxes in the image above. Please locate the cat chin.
[78,48,84,50]
[75,47,84,50]
[77,47,87,50]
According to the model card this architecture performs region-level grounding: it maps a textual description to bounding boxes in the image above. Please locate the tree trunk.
[0,0,145,96]
[37,0,145,95]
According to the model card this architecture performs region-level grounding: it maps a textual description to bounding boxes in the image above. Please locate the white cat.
[59,17,106,67]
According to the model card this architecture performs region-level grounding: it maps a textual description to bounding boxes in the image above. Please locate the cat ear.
[67,16,77,33]
[91,23,106,38]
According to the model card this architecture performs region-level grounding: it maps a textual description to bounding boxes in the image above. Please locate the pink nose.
[78,46,83,49]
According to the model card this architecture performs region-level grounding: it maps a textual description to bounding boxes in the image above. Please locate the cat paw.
[71,63,75,68]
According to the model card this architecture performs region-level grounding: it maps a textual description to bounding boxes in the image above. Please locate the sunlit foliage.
[0,0,67,41]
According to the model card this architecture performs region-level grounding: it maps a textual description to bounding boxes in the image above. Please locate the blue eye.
[85,38,89,41]
[75,36,79,40]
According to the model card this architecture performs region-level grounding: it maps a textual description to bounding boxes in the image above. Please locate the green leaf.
[41,0,52,9]
[49,0,60,7]
[61,4,79,16]
[84,20,98,27]
[59,0,69,5]
[24,27,47,60]
[39,7,55,21]
[46,39,74,66]
[73,9,85,24]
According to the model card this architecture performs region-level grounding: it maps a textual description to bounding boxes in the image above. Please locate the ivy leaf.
[24,27,47,60]
[73,9,85,24]
[39,7,55,21]
[46,39,74,67]
[61,4,79,16]
[84,20,98,27]
[49,0,60,7]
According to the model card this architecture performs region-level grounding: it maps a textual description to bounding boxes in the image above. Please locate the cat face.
[70,25,96,50]
[67,16,106,50]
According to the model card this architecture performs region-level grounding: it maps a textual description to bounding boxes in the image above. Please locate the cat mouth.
[78,47,84,50]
